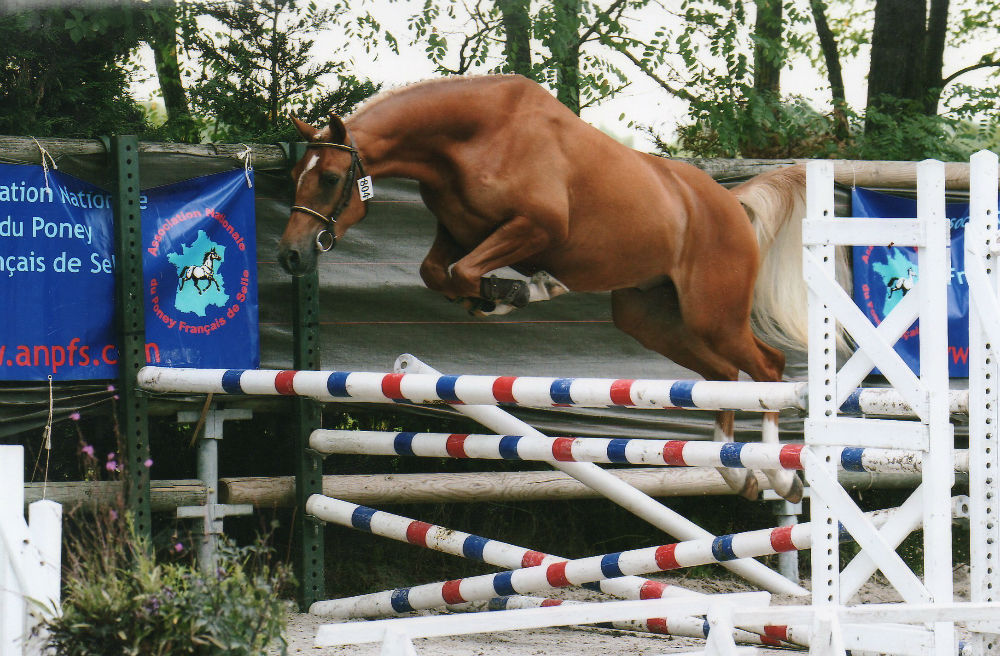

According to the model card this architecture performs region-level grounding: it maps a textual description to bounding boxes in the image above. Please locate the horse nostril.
[279,247,302,275]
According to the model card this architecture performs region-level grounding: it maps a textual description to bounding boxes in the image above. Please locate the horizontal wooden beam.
[220,468,942,507]
[2,135,989,188]
[22,468,955,511]
[23,479,206,512]
[0,136,289,169]
[674,157,981,189]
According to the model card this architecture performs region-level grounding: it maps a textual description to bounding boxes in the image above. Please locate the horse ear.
[291,115,320,141]
[328,113,348,145]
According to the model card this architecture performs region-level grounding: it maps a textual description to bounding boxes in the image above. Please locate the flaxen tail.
[732,164,850,355]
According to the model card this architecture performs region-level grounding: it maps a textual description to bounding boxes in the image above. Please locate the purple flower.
[107,452,115,461]
[143,458,153,468]
[107,384,116,392]
[69,412,81,421]
[81,444,95,458]
[105,461,118,472]
[174,543,184,553]
[109,509,118,520]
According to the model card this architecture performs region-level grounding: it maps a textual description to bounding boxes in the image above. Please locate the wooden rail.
[1,135,987,188]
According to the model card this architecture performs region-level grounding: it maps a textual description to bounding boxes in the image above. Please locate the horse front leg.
[419,222,465,296]
[447,215,553,303]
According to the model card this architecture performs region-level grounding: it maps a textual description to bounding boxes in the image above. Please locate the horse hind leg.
[611,286,758,500]
[678,273,804,502]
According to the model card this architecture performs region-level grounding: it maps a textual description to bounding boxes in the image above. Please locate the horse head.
[279,113,370,276]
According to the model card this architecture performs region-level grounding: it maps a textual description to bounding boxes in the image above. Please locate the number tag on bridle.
[357,176,374,202]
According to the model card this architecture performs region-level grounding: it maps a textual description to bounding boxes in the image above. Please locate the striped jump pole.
[306,494,697,603]
[308,495,802,646]
[137,366,807,411]
[463,595,803,648]
[137,366,969,416]
[309,504,903,618]
[139,363,806,595]
[310,430,972,475]
[393,354,808,597]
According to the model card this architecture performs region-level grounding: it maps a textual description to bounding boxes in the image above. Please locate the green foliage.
[0,8,148,137]
[44,515,290,656]
[677,89,846,158]
[849,96,978,161]
[186,0,376,142]
[354,0,635,114]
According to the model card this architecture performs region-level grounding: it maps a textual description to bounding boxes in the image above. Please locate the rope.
[30,137,58,190]
[237,144,253,188]
[41,375,54,499]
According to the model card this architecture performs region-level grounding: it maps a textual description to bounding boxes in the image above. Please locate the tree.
[803,0,1000,158]
[807,0,848,138]
[752,0,783,95]
[361,0,635,114]
[142,0,200,141]
[0,7,148,137]
[497,0,532,76]
[187,0,360,142]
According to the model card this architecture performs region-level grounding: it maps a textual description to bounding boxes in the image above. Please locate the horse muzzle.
[278,241,320,276]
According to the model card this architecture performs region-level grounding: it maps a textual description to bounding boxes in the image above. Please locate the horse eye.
[320,171,341,186]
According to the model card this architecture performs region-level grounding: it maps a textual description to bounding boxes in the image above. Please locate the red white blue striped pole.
[305,494,698,603]
[463,596,803,648]
[307,495,802,645]
[138,366,806,411]
[137,366,968,415]
[393,354,809,597]
[310,430,970,474]
[309,506,899,618]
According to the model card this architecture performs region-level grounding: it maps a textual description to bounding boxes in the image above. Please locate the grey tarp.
[0,147,876,442]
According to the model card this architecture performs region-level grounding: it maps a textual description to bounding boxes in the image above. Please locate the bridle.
[291,140,369,252]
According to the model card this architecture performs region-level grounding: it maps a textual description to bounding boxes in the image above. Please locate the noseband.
[291,141,369,252]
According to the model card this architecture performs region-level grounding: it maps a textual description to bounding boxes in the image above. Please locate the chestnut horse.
[280,75,823,502]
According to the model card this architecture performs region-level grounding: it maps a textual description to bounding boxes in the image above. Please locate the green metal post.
[111,135,152,538]
[290,141,326,610]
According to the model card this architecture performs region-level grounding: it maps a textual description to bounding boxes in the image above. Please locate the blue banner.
[0,165,258,380]
[142,170,259,370]
[0,165,120,379]
[852,187,970,377]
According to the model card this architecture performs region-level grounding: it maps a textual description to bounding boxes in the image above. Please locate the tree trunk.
[549,0,580,114]
[809,0,848,139]
[146,2,197,140]
[753,0,783,95]
[922,0,950,114]
[866,0,928,133]
[497,0,532,77]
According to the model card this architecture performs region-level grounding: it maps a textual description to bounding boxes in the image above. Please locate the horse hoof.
[480,276,530,308]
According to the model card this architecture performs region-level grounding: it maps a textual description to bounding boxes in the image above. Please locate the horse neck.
[349,87,491,185]
[202,255,215,271]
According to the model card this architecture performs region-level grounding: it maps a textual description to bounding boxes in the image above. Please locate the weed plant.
[44,513,291,656]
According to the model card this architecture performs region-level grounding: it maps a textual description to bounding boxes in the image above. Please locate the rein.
[291,140,369,252]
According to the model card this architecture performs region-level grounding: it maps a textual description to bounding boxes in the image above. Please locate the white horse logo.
[178,247,222,294]
[886,267,915,300]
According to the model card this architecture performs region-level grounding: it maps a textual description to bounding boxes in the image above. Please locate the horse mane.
[350,74,520,119]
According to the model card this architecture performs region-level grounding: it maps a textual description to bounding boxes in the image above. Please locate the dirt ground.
[274,567,972,655]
